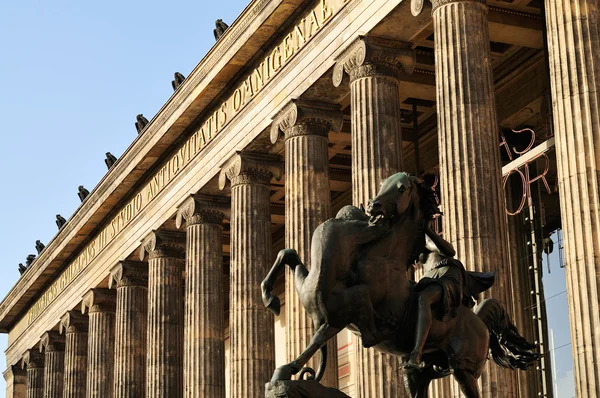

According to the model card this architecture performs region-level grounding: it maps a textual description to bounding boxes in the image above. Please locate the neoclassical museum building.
[1,0,598,396]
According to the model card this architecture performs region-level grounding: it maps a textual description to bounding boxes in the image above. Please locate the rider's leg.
[407,284,443,367]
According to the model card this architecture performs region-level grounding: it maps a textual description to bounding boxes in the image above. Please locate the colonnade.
[6,0,600,396]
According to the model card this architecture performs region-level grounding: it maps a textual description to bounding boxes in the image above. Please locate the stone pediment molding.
[140,230,186,260]
[81,288,116,315]
[39,331,65,353]
[21,349,44,369]
[270,99,344,144]
[333,36,416,87]
[59,311,88,335]
[175,194,230,229]
[219,152,283,189]
[109,261,148,289]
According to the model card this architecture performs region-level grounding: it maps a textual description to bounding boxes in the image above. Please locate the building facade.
[1,0,598,397]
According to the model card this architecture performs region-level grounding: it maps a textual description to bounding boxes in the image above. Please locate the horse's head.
[366,172,426,226]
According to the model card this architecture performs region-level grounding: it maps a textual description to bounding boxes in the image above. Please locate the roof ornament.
[78,186,90,202]
[135,114,149,134]
[171,72,186,91]
[214,19,229,41]
[56,214,67,229]
[105,152,118,169]
[35,240,45,254]
[18,263,26,275]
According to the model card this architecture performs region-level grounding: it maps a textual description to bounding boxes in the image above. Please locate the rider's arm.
[424,221,456,257]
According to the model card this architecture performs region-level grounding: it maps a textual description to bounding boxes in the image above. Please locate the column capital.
[109,260,148,289]
[3,364,26,380]
[431,0,486,12]
[39,331,65,353]
[175,194,230,229]
[333,36,415,87]
[140,230,186,260]
[21,349,44,369]
[270,99,343,144]
[219,152,283,189]
[81,288,116,314]
[59,310,88,334]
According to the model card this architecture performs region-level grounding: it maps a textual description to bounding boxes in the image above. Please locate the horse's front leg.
[271,323,341,381]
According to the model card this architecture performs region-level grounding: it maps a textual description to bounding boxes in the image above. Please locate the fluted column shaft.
[220,152,281,398]
[110,262,148,398]
[177,195,228,398]
[271,100,344,388]
[337,43,408,397]
[433,0,517,396]
[23,351,45,398]
[286,124,340,387]
[43,352,64,398]
[26,368,44,398]
[545,1,600,396]
[141,231,185,398]
[60,312,88,398]
[82,289,116,398]
[40,331,65,398]
[350,67,404,207]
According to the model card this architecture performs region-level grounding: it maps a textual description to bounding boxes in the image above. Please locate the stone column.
[4,365,27,398]
[39,331,65,398]
[219,152,282,398]
[176,195,229,398]
[545,1,600,396]
[271,99,343,387]
[60,311,88,398]
[333,36,415,397]
[81,288,116,398]
[22,350,44,398]
[109,261,148,398]
[140,230,185,398]
[431,0,517,396]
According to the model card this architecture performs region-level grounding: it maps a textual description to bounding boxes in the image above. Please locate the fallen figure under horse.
[261,172,541,397]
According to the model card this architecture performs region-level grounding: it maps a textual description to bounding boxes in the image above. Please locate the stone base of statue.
[265,380,351,398]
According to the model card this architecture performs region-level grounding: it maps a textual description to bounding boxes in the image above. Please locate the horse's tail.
[475,298,542,370]
[261,249,305,316]
[298,345,328,382]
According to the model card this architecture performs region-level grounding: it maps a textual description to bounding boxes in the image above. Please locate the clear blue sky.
[0,1,575,397]
[0,0,248,393]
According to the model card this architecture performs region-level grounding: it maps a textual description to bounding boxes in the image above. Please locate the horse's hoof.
[264,295,281,316]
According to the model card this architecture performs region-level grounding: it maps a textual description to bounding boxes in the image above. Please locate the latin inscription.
[26,0,351,325]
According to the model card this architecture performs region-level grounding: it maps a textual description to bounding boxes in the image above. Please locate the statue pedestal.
[265,380,351,398]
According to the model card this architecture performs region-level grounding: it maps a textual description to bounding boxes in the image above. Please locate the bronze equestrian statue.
[261,172,541,397]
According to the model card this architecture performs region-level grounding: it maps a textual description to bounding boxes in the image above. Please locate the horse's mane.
[413,177,441,220]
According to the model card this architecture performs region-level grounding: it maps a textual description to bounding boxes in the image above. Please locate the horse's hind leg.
[454,370,480,398]
[271,323,341,381]
[403,368,432,397]
[261,249,301,316]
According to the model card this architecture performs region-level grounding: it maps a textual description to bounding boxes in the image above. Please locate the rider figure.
[405,220,494,369]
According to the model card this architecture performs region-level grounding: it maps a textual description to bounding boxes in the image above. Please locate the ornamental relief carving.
[333,36,416,87]
[175,195,230,228]
[140,230,186,261]
[39,331,65,353]
[219,152,283,189]
[109,261,148,289]
[271,99,343,143]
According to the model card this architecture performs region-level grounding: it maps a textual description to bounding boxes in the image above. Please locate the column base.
[265,380,350,398]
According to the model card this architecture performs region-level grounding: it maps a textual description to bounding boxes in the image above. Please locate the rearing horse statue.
[261,172,541,397]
